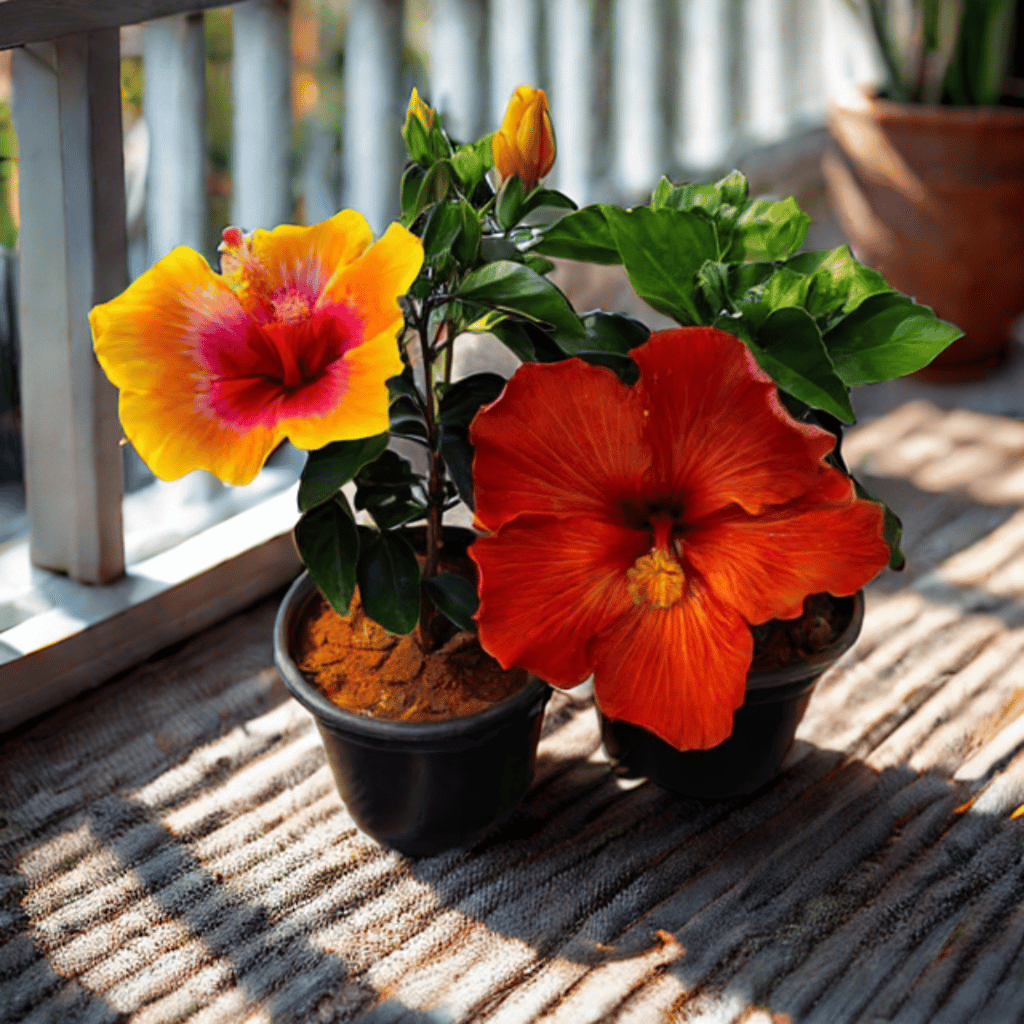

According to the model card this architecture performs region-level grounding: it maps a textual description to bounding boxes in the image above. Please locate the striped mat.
[5,400,1024,1023]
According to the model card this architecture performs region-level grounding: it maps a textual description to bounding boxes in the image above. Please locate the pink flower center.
[198,299,365,432]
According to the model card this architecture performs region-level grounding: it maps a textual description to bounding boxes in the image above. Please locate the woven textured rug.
[5,401,1024,1023]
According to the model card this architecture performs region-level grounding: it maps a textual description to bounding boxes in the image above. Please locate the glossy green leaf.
[761,268,813,311]
[454,261,585,339]
[387,369,420,403]
[421,201,464,262]
[524,253,556,275]
[531,205,621,264]
[559,309,650,358]
[356,528,421,635]
[517,188,578,221]
[423,572,479,631]
[746,306,856,423]
[726,196,811,262]
[823,293,963,386]
[298,433,389,512]
[389,396,428,443]
[439,372,507,429]
[650,176,675,211]
[479,236,524,263]
[786,245,892,321]
[496,175,526,230]
[728,261,776,300]
[456,200,482,264]
[439,428,475,508]
[854,477,906,571]
[603,206,719,325]
[489,319,567,364]
[400,164,426,225]
[412,160,453,219]
[294,497,360,615]
[696,260,731,318]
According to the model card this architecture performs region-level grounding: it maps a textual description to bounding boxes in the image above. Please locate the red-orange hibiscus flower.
[90,210,422,486]
[469,327,890,751]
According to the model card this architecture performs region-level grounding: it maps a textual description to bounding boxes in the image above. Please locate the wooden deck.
[6,384,1024,1023]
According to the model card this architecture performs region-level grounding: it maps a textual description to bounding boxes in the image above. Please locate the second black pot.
[274,572,551,857]
[600,591,864,799]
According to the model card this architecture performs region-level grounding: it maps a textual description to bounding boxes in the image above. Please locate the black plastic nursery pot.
[600,591,865,800]
[274,572,551,857]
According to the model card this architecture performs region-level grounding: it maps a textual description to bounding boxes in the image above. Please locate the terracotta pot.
[824,90,1024,382]
[600,591,864,799]
[274,571,551,857]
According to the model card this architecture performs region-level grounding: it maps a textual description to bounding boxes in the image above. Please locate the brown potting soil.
[750,592,847,671]
[296,593,529,722]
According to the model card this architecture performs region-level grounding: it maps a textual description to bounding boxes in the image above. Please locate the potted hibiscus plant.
[91,84,961,856]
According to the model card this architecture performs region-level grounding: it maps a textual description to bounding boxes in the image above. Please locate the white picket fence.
[139,0,881,262]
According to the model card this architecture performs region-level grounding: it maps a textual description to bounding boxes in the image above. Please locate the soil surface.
[296,544,529,721]
[749,592,849,671]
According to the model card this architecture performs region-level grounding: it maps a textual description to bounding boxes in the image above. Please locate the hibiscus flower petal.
[280,324,404,449]
[321,221,423,343]
[91,247,285,484]
[591,578,752,751]
[470,358,650,533]
[685,496,889,623]
[632,328,850,520]
[471,514,648,687]
[220,210,376,319]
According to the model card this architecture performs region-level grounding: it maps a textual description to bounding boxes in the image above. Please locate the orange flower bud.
[492,85,556,191]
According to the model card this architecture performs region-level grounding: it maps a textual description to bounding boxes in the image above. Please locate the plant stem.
[416,299,442,645]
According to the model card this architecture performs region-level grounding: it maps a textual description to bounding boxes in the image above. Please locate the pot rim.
[274,571,550,744]
[745,590,864,691]
[830,84,1024,127]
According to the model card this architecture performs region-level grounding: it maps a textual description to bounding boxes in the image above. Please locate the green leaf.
[761,268,813,311]
[439,372,507,429]
[412,159,454,219]
[454,261,585,339]
[400,164,426,226]
[489,318,567,364]
[650,176,675,211]
[294,497,360,615]
[531,205,621,264]
[496,175,527,231]
[479,236,524,263]
[421,201,464,262]
[524,254,556,275]
[439,428,475,508]
[729,261,776,300]
[661,182,721,215]
[356,528,421,635]
[387,368,420,403]
[389,396,428,443]
[561,309,650,357]
[855,477,905,571]
[696,260,731,318]
[455,200,482,265]
[823,293,963,386]
[603,206,719,325]
[745,306,856,424]
[451,134,494,192]
[726,196,811,262]
[298,433,389,512]
[517,188,578,221]
[423,573,479,631]
[786,245,892,321]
